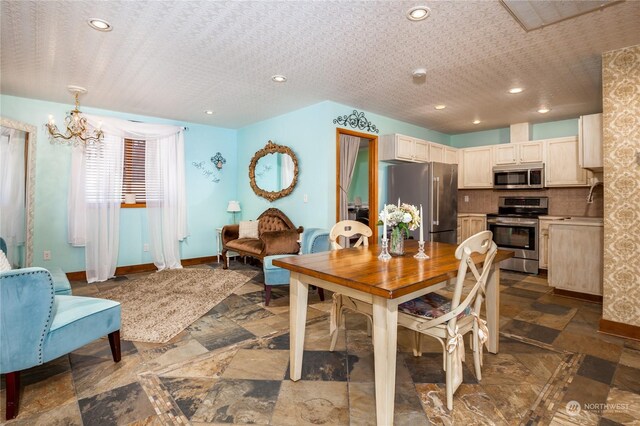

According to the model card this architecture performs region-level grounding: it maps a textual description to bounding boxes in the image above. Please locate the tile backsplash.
[457,187,603,217]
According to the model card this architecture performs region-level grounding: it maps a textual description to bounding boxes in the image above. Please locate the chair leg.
[5,371,20,420]
[318,287,325,302]
[222,250,228,269]
[412,332,422,357]
[445,355,454,410]
[108,330,122,363]
[473,332,482,381]
[265,285,272,306]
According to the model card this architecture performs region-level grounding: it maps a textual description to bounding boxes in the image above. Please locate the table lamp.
[227,200,241,224]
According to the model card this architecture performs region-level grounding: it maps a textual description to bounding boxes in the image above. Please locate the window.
[122,138,146,206]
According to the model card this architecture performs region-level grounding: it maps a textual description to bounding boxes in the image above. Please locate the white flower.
[402,212,411,223]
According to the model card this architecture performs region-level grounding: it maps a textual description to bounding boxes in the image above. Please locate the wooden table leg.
[372,296,398,426]
[485,265,500,354]
[290,271,309,381]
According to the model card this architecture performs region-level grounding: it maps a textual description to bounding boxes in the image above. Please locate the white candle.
[397,198,400,207]
[419,204,424,243]
[382,205,387,240]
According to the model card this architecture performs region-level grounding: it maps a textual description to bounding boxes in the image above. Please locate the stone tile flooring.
[2,262,640,425]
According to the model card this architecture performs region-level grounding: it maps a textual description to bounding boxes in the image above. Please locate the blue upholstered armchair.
[0,267,122,420]
[262,228,330,305]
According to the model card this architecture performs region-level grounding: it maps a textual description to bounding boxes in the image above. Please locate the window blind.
[122,139,146,203]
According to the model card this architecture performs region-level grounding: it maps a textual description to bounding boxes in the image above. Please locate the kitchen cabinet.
[579,113,603,171]
[429,143,444,163]
[545,137,589,187]
[379,134,429,162]
[444,147,458,165]
[493,141,543,165]
[457,214,487,244]
[460,146,493,188]
[538,216,567,270]
[548,220,603,296]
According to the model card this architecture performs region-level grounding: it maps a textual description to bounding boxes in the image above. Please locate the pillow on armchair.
[0,250,11,272]
[239,220,259,239]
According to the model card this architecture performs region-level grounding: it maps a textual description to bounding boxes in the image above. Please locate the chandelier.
[46,85,104,146]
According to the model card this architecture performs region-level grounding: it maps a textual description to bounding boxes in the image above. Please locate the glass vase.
[390,227,404,256]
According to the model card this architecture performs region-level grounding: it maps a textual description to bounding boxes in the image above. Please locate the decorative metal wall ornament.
[211,152,226,170]
[333,110,379,134]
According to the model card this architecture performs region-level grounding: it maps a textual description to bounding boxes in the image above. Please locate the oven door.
[486,218,538,259]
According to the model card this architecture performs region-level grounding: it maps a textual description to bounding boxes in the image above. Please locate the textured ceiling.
[1,1,639,134]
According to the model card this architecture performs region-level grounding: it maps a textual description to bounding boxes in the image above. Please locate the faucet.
[587,180,603,204]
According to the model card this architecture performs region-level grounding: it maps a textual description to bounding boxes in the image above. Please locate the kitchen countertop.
[539,215,570,220]
[458,213,488,217]
[549,217,604,226]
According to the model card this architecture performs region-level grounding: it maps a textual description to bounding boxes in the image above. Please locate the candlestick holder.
[378,237,391,261]
[414,241,429,260]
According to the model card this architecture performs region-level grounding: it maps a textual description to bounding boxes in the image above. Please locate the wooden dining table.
[272,239,513,425]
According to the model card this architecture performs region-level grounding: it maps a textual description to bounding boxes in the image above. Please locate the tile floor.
[2,262,640,425]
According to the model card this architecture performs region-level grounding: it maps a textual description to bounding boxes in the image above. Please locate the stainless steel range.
[486,196,548,274]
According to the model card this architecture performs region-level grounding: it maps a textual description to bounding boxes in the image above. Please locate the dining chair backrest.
[329,220,372,250]
[418,231,497,332]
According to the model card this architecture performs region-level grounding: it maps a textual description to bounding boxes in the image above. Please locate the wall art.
[333,109,379,134]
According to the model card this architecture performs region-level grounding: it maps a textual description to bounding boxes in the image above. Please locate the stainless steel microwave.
[493,163,545,189]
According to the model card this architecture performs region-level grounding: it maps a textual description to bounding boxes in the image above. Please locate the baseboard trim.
[599,318,640,341]
[65,256,219,281]
[553,288,603,303]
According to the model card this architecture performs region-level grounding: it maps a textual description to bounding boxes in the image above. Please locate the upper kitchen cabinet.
[493,141,544,165]
[379,134,429,163]
[545,136,589,187]
[444,146,458,165]
[460,146,493,188]
[579,113,603,171]
[429,143,444,163]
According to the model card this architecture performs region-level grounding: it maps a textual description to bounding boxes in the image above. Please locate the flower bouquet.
[378,202,421,255]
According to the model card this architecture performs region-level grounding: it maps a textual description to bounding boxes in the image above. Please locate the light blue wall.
[236,101,450,232]
[0,94,237,272]
[450,118,580,148]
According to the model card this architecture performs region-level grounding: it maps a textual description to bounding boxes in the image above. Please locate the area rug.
[99,268,258,343]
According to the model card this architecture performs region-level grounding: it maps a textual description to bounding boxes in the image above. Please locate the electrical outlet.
[143,243,149,252]
[464,196,469,203]
[43,250,51,261]
[303,194,308,203]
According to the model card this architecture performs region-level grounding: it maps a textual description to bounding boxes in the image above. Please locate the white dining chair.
[328,220,373,350]
[398,230,497,410]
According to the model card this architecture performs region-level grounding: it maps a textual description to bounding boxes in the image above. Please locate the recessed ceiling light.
[473,120,481,125]
[434,105,446,110]
[88,18,112,32]
[538,107,551,114]
[509,87,524,94]
[204,110,214,115]
[406,6,431,21]
[272,75,287,83]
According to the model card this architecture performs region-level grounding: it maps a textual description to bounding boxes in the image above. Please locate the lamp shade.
[227,200,241,212]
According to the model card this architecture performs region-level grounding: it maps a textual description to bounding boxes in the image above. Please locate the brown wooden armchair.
[221,208,303,269]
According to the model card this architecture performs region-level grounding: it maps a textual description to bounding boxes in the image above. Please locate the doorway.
[335,128,378,243]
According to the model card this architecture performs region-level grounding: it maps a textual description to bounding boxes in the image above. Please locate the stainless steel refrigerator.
[388,162,458,244]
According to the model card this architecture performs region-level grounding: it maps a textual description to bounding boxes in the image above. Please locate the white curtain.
[86,114,186,272]
[145,132,187,270]
[339,134,361,247]
[0,127,26,267]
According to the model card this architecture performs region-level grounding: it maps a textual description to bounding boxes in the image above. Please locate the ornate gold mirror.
[249,140,299,202]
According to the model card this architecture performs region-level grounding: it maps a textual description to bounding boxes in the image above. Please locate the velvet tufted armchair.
[0,267,122,420]
[221,208,303,269]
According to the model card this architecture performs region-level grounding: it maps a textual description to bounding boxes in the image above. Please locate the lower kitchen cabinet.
[539,216,567,270]
[457,214,487,244]
[548,221,603,296]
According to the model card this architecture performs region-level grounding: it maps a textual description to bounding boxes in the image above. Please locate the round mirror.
[249,141,298,202]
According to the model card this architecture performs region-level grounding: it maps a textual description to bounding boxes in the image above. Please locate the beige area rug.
[100,268,258,343]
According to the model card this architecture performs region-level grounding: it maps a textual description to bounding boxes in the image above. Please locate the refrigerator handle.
[433,176,440,226]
